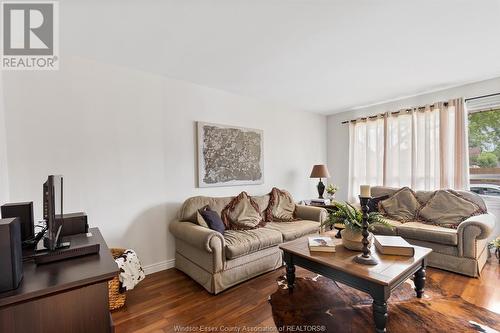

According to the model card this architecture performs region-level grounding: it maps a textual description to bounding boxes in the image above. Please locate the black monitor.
[43,175,63,251]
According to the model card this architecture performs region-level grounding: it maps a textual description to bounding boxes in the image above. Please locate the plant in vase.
[325,184,339,200]
[321,201,391,251]
[490,237,500,264]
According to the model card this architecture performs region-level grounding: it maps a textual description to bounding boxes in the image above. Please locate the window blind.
[466,94,500,112]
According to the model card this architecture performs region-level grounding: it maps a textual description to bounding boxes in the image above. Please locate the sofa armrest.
[169,220,225,253]
[169,220,225,273]
[457,213,495,258]
[295,205,328,223]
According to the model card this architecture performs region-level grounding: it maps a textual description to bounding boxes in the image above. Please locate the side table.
[302,201,343,237]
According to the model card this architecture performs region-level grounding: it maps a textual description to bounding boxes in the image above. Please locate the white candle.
[360,185,371,197]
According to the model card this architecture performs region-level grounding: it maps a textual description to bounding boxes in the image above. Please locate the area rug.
[269,274,500,333]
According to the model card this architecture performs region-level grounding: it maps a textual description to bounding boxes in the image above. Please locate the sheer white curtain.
[440,99,470,190]
[385,106,440,190]
[348,98,468,201]
[348,117,385,201]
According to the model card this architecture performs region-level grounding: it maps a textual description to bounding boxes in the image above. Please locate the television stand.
[0,228,117,333]
[38,237,71,251]
[33,232,100,264]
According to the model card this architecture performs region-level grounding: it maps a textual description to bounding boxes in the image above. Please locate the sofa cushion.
[372,186,487,213]
[265,188,297,222]
[179,194,270,223]
[404,238,459,257]
[198,206,225,234]
[371,218,401,236]
[368,195,390,213]
[448,190,487,213]
[396,221,458,245]
[380,187,420,222]
[221,192,264,230]
[414,190,436,205]
[252,194,272,213]
[223,228,283,259]
[264,220,319,241]
[418,190,483,228]
[371,186,398,198]
[180,196,232,222]
[196,210,210,228]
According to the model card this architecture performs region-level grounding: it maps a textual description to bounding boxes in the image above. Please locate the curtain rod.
[464,92,500,102]
[340,102,448,124]
[341,92,500,124]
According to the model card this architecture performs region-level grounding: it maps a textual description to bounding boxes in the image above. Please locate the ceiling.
[64,0,500,114]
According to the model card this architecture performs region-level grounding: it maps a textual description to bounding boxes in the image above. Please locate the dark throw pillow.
[198,206,225,234]
[368,195,390,213]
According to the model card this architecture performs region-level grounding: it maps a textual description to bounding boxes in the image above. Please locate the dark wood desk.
[0,228,118,333]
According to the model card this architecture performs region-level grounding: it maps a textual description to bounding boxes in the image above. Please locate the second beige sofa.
[169,193,327,294]
[370,186,495,277]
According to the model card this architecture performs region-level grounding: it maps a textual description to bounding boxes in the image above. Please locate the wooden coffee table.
[279,236,432,333]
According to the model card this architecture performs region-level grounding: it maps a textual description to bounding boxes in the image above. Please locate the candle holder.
[353,196,379,265]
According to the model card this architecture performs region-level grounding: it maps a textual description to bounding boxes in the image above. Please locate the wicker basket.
[108,248,126,311]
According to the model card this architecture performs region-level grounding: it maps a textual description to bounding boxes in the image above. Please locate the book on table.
[308,236,337,252]
[310,198,331,205]
[373,235,415,257]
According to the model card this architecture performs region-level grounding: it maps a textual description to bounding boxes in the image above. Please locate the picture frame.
[197,122,264,187]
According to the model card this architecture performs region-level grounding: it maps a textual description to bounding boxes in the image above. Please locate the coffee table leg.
[371,286,389,333]
[373,299,388,333]
[414,266,426,298]
[284,253,295,292]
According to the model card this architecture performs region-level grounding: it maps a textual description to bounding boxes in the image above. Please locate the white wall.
[0,74,9,204]
[327,77,500,201]
[1,57,326,270]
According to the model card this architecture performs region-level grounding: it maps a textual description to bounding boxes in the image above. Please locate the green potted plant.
[321,201,391,251]
[326,184,339,200]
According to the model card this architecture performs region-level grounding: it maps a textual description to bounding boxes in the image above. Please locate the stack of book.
[310,198,331,206]
[373,235,415,257]
[308,236,337,253]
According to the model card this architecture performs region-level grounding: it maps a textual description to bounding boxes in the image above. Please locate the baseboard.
[143,259,175,275]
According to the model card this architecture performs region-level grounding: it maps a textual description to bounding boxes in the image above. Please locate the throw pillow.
[221,192,264,230]
[418,190,482,228]
[448,189,487,214]
[265,188,297,222]
[380,187,420,222]
[367,195,389,213]
[198,206,225,234]
[196,206,210,228]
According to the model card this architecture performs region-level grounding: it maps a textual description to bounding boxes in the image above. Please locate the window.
[467,95,500,198]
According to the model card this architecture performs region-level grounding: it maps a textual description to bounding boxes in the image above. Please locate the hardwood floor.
[112,257,500,333]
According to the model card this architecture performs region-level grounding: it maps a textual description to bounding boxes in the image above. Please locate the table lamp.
[309,165,330,199]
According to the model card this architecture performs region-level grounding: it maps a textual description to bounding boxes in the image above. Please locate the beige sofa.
[169,194,328,294]
[370,186,496,277]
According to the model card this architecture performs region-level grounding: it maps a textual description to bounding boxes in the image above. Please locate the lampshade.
[310,165,330,178]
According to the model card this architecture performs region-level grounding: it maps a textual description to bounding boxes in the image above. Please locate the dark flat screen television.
[43,175,63,251]
[34,175,100,264]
